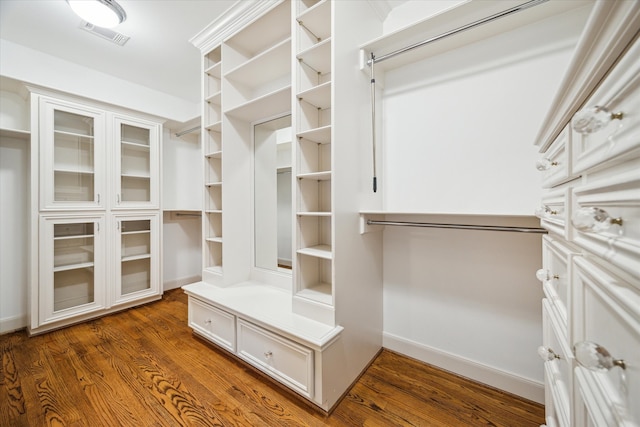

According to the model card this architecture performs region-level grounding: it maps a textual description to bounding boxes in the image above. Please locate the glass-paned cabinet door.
[113,115,160,209]
[113,213,160,305]
[38,215,106,325]
[39,98,106,210]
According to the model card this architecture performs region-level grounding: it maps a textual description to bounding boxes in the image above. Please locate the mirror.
[254,115,292,273]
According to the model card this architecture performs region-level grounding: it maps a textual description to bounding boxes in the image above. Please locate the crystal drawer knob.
[535,205,557,218]
[572,207,623,232]
[572,106,624,135]
[574,341,626,371]
[538,346,561,361]
[536,158,558,171]
[536,269,559,282]
[264,351,273,359]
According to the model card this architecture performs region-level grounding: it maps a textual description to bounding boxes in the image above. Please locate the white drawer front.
[572,167,640,283]
[572,36,640,174]
[539,126,572,188]
[572,257,640,426]
[542,299,572,427]
[188,297,236,352]
[237,319,314,399]
[541,236,579,333]
[539,179,578,241]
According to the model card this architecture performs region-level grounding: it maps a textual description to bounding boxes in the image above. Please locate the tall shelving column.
[220,0,291,285]
[294,0,334,324]
[202,46,223,280]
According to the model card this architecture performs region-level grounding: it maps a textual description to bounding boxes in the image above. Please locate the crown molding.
[189,0,282,53]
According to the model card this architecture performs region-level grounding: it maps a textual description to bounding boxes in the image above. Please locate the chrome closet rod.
[175,212,202,217]
[368,0,548,66]
[175,126,200,137]
[367,219,547,234]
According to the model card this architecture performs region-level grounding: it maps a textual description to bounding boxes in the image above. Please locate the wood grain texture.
[0,289,544,426]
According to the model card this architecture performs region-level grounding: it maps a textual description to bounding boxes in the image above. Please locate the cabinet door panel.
[39,215,106,325]
[112,115,160,209]
[40,98,106,210]
[113,213,161,305]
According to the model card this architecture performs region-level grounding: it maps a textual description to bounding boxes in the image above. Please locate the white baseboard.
[0,314,27,335]
[163,275,201,291]
[383,332,544,404]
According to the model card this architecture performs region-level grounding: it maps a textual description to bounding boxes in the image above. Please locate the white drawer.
[571,36,640,174]
[572,166,640,283]
[538,179,578,241]
[188,297,236,352]
[237,319,314,399]
[538,126,573,188]
[572,257,640,426]
[542,299,573,427]
[540,236,580,335]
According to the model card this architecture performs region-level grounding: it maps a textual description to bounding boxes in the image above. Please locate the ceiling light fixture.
[67,0,127,28]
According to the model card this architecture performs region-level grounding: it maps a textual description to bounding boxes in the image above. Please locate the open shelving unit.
[294,0,334,313]
[202,45,224,277]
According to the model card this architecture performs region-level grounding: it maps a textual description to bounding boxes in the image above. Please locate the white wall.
[0,134,29,333]
[378,1,591,402]
[0,39,198,123]
[162,212,202,291]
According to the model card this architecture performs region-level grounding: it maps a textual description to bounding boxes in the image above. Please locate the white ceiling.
[0,0,237,105]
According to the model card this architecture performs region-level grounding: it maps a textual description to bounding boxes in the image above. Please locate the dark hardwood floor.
[1,289,544,426]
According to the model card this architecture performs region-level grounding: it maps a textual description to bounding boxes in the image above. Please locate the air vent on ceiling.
[79,21,130,46]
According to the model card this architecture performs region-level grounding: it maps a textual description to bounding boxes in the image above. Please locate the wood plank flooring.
[1,289,544,426]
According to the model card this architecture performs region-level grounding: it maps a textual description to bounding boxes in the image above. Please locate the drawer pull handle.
[574,341,626,371]
[204,319,212,325]
[264,351,273,359]
[572,207,623,233]
[536,269,559,282]
[535,158,558,171]
[538,346,561,361]
[535,205,558,218]
[572,106,624,135]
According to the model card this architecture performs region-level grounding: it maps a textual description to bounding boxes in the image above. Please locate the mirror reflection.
[254,115,292,272]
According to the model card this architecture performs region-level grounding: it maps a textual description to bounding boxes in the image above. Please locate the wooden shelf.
[297,244,332,260]
[297,125,331,144]
[225,38,291,88]
[297,38,331,75]
[224,85,291,122]
[0,127,30,139]
[297,81,331,110]
[297,171,331,181]
[296,0,331,41]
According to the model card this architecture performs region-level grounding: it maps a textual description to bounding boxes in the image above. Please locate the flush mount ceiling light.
[67,0,127,28]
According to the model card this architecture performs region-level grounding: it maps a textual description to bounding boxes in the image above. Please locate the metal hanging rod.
[368,0,548,66]
[175,212,202,217]
[175,126,200,137]
[367,219,547,234]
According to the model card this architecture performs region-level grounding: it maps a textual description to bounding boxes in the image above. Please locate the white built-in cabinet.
[534,2,640,426]
[29,90,163,335]
[184,0,383,411]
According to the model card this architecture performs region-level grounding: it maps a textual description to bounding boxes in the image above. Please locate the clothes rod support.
[368,0,548,66]
[367,219,547,234]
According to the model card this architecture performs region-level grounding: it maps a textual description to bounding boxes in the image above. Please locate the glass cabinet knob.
[572,207,623,232]
[536,158,558,171]
[538,346,561,362]
[572,106,624,135]
[535,205,557,218]
[574,341,626,371]
[536,269,559,282]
